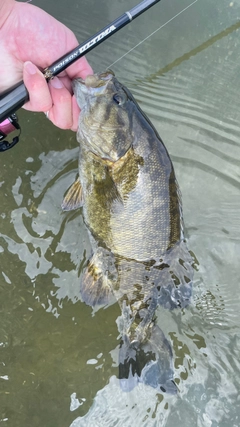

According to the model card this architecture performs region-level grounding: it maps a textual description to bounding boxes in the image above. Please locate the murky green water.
[1,0,240,425]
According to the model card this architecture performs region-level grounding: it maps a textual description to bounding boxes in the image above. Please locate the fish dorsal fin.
[61,179,84,211]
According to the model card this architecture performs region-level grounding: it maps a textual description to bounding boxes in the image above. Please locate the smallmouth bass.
[62,71,194,393]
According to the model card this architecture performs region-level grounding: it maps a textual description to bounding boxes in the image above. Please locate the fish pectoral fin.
[61,179,84,211]
[96,170,123,206]
[80,248,117,307]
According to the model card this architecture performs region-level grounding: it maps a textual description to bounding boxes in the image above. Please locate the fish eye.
[113,93,125,105]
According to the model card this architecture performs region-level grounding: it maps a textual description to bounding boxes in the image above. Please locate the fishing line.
[108,0,199,68]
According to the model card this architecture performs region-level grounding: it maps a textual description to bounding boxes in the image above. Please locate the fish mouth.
[72,70,115,98]
[82,70,115,87]
[85,70,115,87]
[73,70,116,111]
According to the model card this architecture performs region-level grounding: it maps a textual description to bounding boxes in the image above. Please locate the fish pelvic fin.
[61,178,84,211]
[119,324,177,394]
[80,247,117,307]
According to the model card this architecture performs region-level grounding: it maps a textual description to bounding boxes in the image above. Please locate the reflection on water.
[1,0,240,425]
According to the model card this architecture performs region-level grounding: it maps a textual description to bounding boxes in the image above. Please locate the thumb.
[23,61,52,112]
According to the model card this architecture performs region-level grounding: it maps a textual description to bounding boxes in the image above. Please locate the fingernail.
[50,77,64,89]
[25,61,38,75]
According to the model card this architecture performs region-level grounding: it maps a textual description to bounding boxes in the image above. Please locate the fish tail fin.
[118,324,177,394]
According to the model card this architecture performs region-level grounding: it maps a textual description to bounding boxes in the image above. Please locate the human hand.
[0,0,93,130]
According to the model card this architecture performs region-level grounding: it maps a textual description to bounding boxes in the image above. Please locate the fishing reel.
[0,114,21,152]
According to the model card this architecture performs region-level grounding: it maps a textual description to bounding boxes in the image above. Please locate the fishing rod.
[0,0,161,152]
